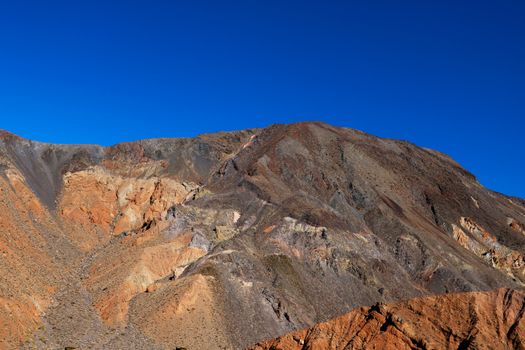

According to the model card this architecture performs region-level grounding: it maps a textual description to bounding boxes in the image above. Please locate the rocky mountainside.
[250,288,525,350]
[0,122,524,349]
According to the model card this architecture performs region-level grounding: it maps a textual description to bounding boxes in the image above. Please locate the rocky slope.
[0,123,524,349]
[250,288,525,350]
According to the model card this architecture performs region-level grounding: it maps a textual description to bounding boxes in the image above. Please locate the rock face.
[249,288,525,350]
[0,123,524,349]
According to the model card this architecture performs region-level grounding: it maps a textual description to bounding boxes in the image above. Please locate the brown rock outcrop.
[250,288,525,350]
[60,167,193,237]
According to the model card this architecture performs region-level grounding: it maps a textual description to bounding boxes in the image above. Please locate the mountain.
[0,122,523,349]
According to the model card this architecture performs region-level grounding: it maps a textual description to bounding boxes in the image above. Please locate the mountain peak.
[0,122,524,349]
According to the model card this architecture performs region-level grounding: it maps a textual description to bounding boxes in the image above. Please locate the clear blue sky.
[0,1,523,198]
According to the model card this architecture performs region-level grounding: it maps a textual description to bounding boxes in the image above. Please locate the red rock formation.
[250,288,525,350]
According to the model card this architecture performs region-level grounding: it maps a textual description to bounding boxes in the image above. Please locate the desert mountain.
[0,122,524,349]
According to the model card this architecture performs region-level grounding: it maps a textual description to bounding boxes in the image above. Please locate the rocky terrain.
[0,122,524,349]
[250,288,525,350]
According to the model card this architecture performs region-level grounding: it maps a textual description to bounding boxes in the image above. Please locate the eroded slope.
[0,123,524,349]
[249,288,525,350]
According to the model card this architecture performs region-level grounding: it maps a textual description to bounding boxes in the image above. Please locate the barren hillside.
[0,123,523,349]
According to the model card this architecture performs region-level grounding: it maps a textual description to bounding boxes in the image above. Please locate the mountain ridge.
[0,121,524,349]
[249,287,525,350]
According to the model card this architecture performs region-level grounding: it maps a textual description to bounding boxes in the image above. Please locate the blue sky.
[0,1,523,198]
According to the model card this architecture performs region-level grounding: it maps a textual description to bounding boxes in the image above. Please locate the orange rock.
[263,225,276,234]
[0,171,60,348]
[59,167,192,236]
[249,288,525,350]
[87,232,206,326]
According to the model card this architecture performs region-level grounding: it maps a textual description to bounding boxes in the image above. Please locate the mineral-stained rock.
[60,167,192,237]
[452,217,525,282]
[249,288,525,350]
[0,123,524,349]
